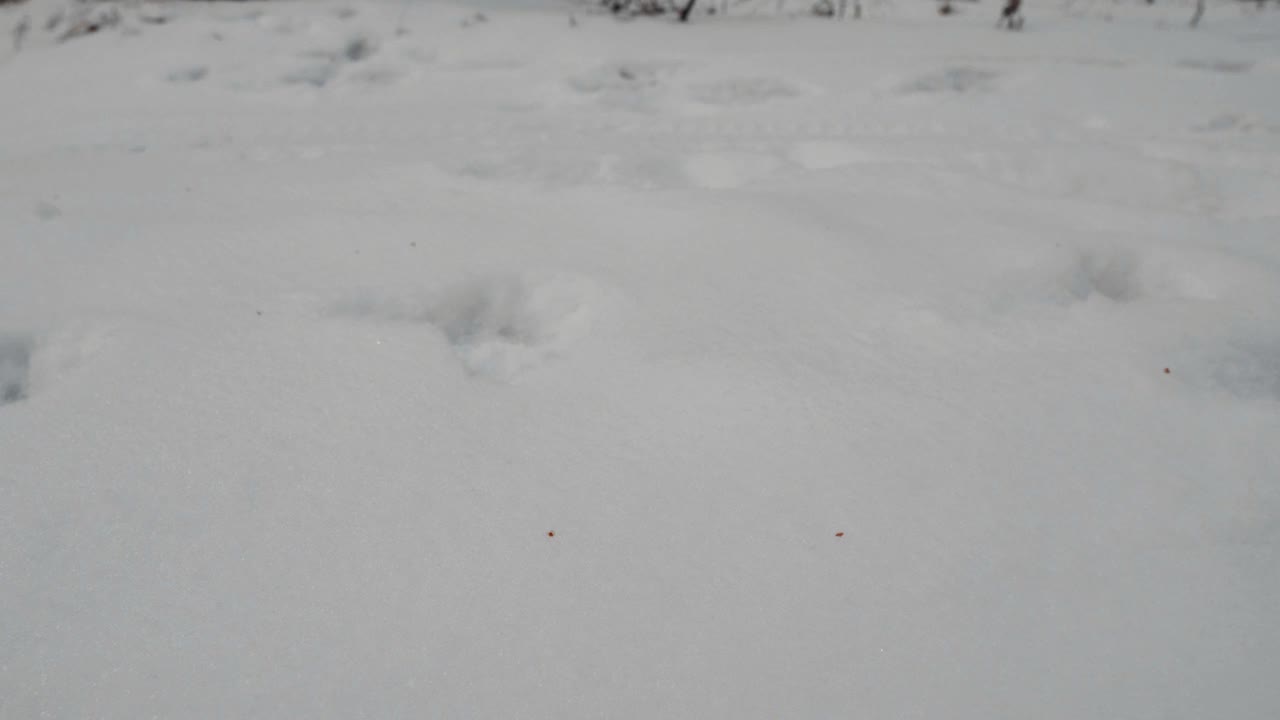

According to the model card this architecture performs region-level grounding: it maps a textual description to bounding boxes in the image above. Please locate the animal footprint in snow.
[425,273,599,380]
[901,66,998,94]
[283,63,339,87]
[568,61,682,111]
[284,34,380,87]
[685,152,782,189]
[1208,340,1280,403]
[789,142,868,171]
[994,246,1217,313]
[0,335,32,405]
[1163,338,1280,406]
[688,76,803,107]
[168,66,209,84]
[341,35,377,62]
[1176,58,1253,75]
[332,274,607,380]
[1064,249,1143,303]
[570,62,665,92]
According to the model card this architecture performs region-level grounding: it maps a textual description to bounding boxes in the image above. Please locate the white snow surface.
[2,0,1279,717]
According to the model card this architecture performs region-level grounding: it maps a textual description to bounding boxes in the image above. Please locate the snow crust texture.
[1,0,1278,718]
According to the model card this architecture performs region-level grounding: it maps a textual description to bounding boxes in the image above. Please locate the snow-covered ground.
[2,0,1278,717]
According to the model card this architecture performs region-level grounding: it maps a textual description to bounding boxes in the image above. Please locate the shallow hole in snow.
[424,273,598,380]
[333,273,602,382]
[788,141,869,171]
[688,76,802,106]
[684,151,783,189]
[167,66,209,84]
[1210,340,1280,403]
[1176,58,1254,75]
[342,35,377,63]
[1064,248,1143,303]
[0,335,33,406]
[900,66,999,94]
[282,62,339,87]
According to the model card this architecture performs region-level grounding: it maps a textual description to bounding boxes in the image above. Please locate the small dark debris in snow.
[618,67,636,81]
[1164,368,1172,374]
[256,311,263,317]
[835,532,844,537]
[547,531,555,538]
[410,241,417,247]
